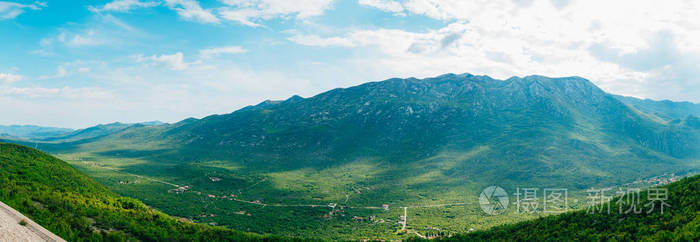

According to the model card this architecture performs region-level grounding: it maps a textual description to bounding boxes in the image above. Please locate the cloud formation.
[0,73,22,84]
[92,0,334,26]
[164,0,219,23]
[358,0,404,14]
[199,46,247,59]
[139,52,190,70]
[294,0,700,102]
[89,0,160,12]
[0,1,45,20]
[218,0,334,26]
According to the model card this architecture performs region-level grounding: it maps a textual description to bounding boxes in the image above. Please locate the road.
[401,206,407,230]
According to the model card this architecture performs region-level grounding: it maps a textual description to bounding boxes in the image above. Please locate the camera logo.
[479,186,509,215]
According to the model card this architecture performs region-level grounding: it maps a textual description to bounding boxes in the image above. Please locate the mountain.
[444,174,700,241]
[0,121,166,142]
[8,73,700,239]
[615,95,700,121]
[114,73,699,174]
[38,122,135,142]
[0,125,73,140]
[0,143,294,241]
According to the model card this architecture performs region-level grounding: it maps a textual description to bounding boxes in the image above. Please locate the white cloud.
[0,1,45,20]
[38,66,72,80]
[218,8,262,27]
[358,0,404,14]
[287,34,357,47]
[0,86,114,100]
[164,0,220,23]
[90,0,160,12]
[0,73,22,84]
[139,52,190,70]
[287,0,700,102]
[218,0,334,26]
[87,0,334,26]
[0,58,318,128]
[66,31,105,47]
[36,60,105,80]
[199,46,247,59]
[33,15,140,55]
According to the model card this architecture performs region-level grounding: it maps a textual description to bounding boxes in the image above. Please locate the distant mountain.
[0,125,72,140]
[615,95,700,120]
[446,174,700,241]
[0,121,166,142]
[0,143,293,241]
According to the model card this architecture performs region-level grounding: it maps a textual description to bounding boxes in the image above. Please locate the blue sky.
[1,0,699,128]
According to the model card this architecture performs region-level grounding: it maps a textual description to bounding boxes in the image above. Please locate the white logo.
[479,186,509,215]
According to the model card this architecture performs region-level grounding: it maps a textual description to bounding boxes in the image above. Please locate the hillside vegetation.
[441,174,700,241]
[0,143,295,241]
[616,95,700,121]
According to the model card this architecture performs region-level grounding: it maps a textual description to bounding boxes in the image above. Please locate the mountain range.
[0,121,164,142]
[2,73,699,239]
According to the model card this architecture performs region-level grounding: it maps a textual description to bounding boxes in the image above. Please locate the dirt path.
[0,201,65,242]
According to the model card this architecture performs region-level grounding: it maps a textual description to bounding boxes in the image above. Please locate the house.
[382,204,389,210]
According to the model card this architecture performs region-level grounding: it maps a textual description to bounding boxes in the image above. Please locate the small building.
[382,204,389,210]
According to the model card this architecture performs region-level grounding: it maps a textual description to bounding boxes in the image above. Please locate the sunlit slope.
[0,143,294,241]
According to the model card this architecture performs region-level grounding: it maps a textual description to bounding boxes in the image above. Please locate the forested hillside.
[441,174,700,241]
[0,143,296,241]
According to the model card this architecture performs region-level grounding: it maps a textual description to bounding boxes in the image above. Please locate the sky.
[1,0,699,128]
